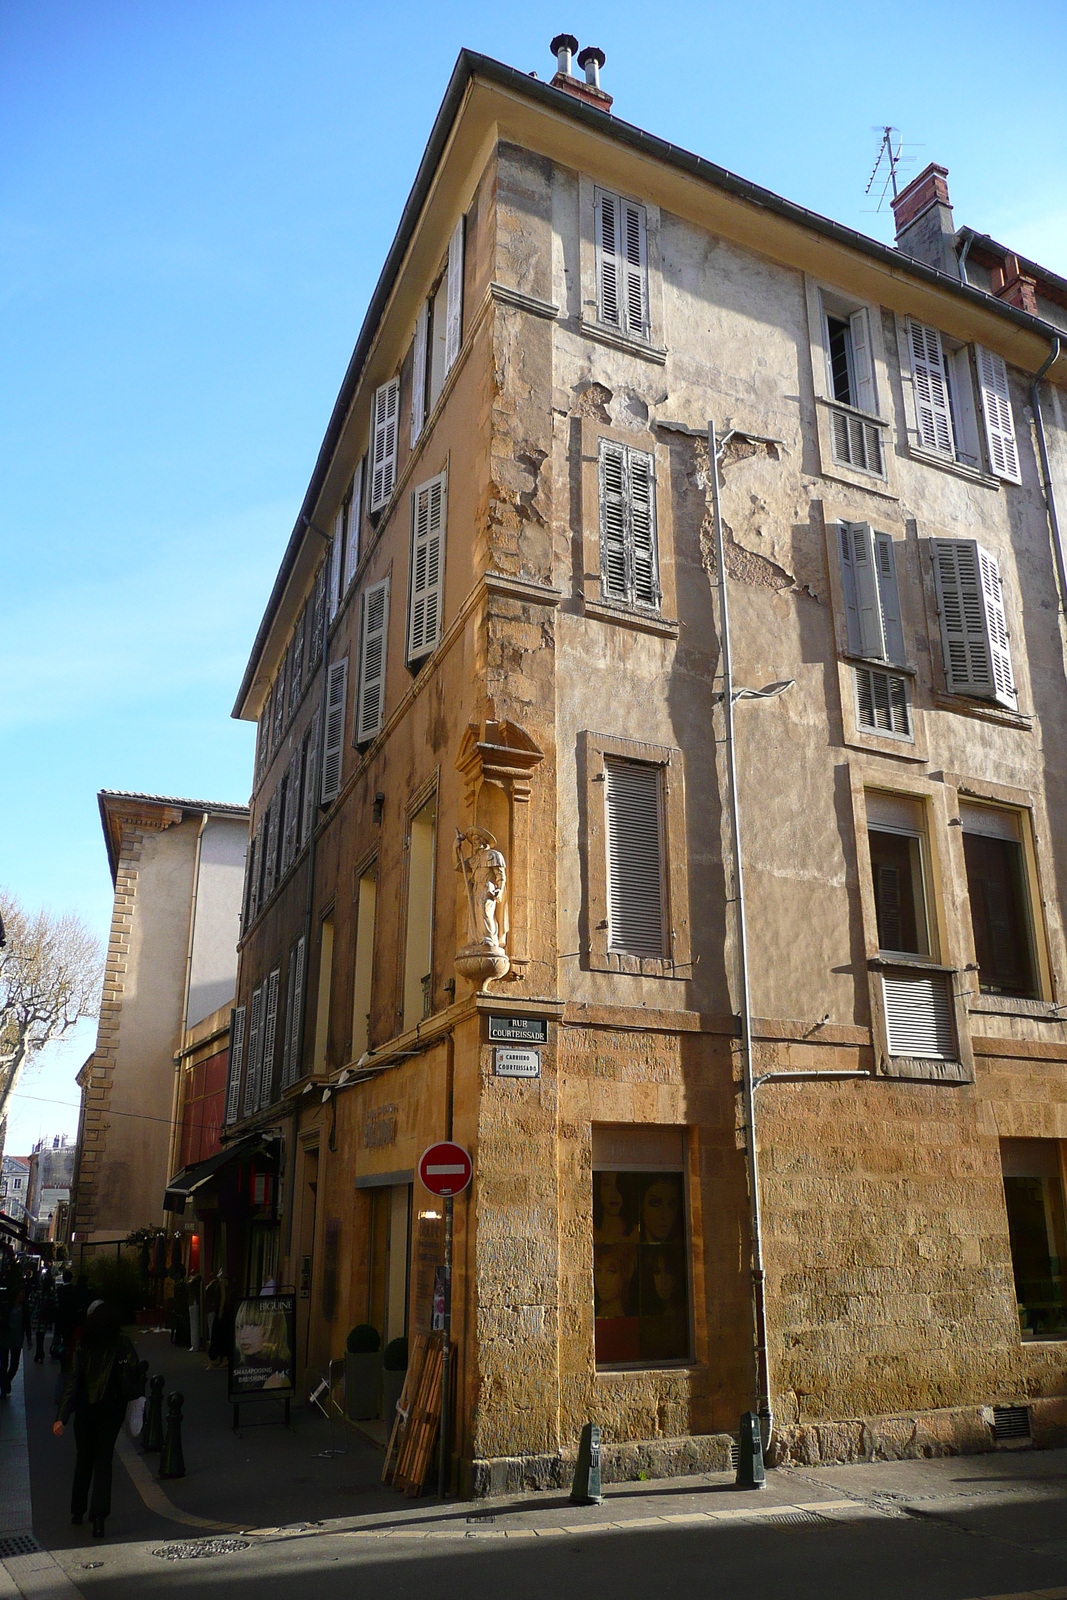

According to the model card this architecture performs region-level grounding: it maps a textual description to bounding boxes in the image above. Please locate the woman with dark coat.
[52,1301,140,1537]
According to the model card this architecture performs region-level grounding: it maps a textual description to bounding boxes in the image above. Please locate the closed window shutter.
[598,440,659,608]
[621,198,648,336]
[596,189,621,327]
[909,321,954,455]
[873,531,905,665]
[410,305,428,447]
[933,538,1016,707]
[854,666,911,737]
[882,971,956,1059]
[605,757,666,958]
[444,217,464,374]
[849,308,875,413]
[370,378,400,510]
[845,523,886,659]
[256,698,270,781]
[301,713,319,845]
[599,439,628,598]
[407,474,446,659]
[263,803,279,901]
[225,1005,246,1124]
[272,661,285,748]
[320,660,348,802]
[288,606,305,714]
[247,827,260,921]
[329,505,344,621]
[357,577,390,742]
[345,461,363,587]
[282,753,300,872]
[629,449,658,604]
[311,563,326,653]
[258,968,280,1110]
[976,347,1021,483]
[243,984,264,1117]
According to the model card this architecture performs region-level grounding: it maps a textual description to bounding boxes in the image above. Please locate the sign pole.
[438,1192,453,1498]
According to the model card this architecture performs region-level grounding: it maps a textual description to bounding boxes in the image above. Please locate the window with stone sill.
[821,291,885,478]
[902,320,1021,485]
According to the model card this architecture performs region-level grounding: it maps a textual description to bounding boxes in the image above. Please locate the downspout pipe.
[707,420,772,1450]
[1031,340,1065,616]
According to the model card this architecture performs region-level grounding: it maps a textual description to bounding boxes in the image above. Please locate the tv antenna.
[866,126,903,210]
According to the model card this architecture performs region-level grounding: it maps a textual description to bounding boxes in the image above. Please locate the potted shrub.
[381,1336,408,1427]
[345,1324,381,1419]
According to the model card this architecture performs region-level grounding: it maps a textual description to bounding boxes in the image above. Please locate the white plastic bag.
[125,1396,146,1439]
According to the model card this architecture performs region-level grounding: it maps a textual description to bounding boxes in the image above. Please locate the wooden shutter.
[320,660,348,802]
[329,504,344,621]
[838,526,863,653]
[407,474,446,659]
[933,538,1016,708]
[882,971,955,1059]
[605,757,666,958]
[263,802,279,901]
[909,321,954,455]
[225,1005,246,1124]
[854,666,911,737]
[258,967,280,1110]
[357,577,390,742]
[310,562,326,654]
[247,827,260,922]
[243,984,264,1116]
[272,661,285,748]
[873,531,905,665]
[282,752,300,871]
[289,935,306,1086]
[370,378,400,510]
[410,305,428,446]
[301,713,319,846]
[444,218,464,374]
[849,308,875,413]
[629,449,658,605]
[288,605,305,714]
[599,439,628,599]
[976,347,1021,483]
[598,440,659,609]
[346,460,363,585]
[257,696,270,780]
[842,523,885,659]
[596,189,621,327]
[620,198,648,336]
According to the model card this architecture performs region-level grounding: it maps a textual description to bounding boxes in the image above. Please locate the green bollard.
[142,1373,166,1452]
[570,1422,603,1505]
[735,1410,766,1489]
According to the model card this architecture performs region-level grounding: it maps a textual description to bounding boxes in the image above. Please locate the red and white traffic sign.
[418,1141,473,1197]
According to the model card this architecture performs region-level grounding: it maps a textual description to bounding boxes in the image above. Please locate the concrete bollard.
[735,1410,766,1489]
[142,1373,166,1452]
[569,1422,603,1505]
[159,1391,186,1479]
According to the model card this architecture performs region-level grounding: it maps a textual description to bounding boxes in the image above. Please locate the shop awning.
[164,1135,279,1213]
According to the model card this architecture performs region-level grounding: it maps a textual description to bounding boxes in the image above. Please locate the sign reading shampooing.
[494,1047,541,1079]
[488,1016,548,1044]
[228,1295,296,1400]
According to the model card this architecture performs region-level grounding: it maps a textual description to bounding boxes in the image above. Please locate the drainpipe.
[169,812,209,1199]
[707,420,772,1449]
[1031,340,1065,616]
[956,228,974,287]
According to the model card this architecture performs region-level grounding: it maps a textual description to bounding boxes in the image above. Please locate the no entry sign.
[418,1141,473,1198]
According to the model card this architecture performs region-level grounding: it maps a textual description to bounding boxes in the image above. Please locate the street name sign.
[494,1047,541,1079]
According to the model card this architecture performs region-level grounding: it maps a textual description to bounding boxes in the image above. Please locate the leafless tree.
[0,890,104,1126]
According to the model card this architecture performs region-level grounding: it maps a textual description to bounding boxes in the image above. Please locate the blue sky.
[2,0,1065,1151]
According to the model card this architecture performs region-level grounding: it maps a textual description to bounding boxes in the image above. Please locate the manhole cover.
[0,1536,42,1558]
[153,1538,250,1561]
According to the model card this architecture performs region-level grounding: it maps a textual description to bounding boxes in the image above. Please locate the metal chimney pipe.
[577,46,605,88]
[550,32,578,76]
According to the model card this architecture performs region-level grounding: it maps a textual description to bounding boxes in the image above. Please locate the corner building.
[227,45,1067,1489]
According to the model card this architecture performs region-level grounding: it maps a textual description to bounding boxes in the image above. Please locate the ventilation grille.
[830,407,884,476]
[883,970,956,1059]
[0,1536,42,1559]
[992,1404,1031,1443]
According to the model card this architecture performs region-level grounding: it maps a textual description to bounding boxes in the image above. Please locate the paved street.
[3,1334,1067,1600]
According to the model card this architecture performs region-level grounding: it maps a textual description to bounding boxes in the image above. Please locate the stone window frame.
[579,418,678,636]
[580,731,690,977]
[804,276,898,499]
[393,770,441,1036]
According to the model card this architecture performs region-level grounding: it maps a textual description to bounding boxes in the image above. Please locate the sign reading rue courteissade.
[488,1015,548,1044]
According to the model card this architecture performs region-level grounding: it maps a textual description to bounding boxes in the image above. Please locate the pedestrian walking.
[35,1273,56,1364]
[52,1301,142,1538]
[1,1287,26,1396]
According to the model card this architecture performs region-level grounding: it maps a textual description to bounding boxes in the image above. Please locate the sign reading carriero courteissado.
[488,1015,548,1044]
[228,1295,296,1400]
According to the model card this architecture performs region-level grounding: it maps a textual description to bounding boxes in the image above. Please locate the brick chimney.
[891,162,959,279]
[549,34,613,111]
[991,253,1039,316]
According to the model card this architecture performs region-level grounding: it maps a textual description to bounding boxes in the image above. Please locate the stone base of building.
[468,1432,736,1498]
[772,1396,1067,1467]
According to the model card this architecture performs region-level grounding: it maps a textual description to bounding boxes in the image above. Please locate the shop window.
[592,1125,690,1367]
[351,865,377,1061]
[402,794,437,1032]
[960,804,1040,999]
[1001,1139,1067,1341]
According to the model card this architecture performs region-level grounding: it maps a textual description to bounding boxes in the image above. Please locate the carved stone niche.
[455,720,545,981]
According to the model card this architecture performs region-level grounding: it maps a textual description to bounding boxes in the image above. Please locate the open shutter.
[977,545,1017,708]
[599,439,628,599]
[620,198,648,336]
[320,660,348,803]
[873,531,905,665]
[310,563,326,655]
[345,461,363,587]
[629,448,659,605]
[838,526,863,653]
[263,802,279,901]
[410,305,428,447]
[329,504,344,621]
[909,321,954,455]
[301,713,319,846]
[844,523,886,659]
[243,984,264,1117]
[976,347,1021,484]
[596,189,621,327]
[370,378,400,510]
[289,606,305,714]
[444,217,464,374]
[407,474,446,659]
[225,1005,246,1124]
[357,577,390,743]
[286,935,306,1087]
[849,308,875,414]
[282,753,300,871]
[258,968,280,1110]
[605,758,666,958]
[932,537,1016,706]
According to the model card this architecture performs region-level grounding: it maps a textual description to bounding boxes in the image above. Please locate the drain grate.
[992,1404,1032,1443]
[759,1510,822,1526]
[153,1538,251,1561]
[0,1535,42,1559]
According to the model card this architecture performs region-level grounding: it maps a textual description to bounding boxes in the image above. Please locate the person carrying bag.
[52,1300,146,1538]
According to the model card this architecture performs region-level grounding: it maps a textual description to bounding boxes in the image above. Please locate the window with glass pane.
[592,1131,689,1367]
[1001,1139,1067,1340]
[960,806,1038,998]
[868,828,929,956]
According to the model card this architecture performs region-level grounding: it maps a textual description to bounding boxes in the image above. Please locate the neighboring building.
[26,1136,75,1243]
[70,792,249,1249]
[218,41,1067,1490]
[0,1154,30,1226]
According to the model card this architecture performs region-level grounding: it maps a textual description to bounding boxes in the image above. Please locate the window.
[243,832,258,928]
[407,473,446,661]
[310,561,326,656]
[300,713,319,848]
[356,578,390,744]
[960,804,1039,998]
[257,693,271,782]
[411,302,428,447]
[288,604,306,716]
[243,983,264,1117]
[329,502,344,623]
[605,757,666,959]
[592,1125,690,1367]
[824,300,882,474]
[320,659,348,804]
[599,439,659,610]
[351,865,377,1062]
[854,666,911,738]
[281,934,306,1090]
[907,319,988,469]
[932,538,1017,710]
[370,377,400,511]
[838,523,904,663]
[272,658,286,748]
[1001,1140,1067,1341]
[595,188,648,338]
[262,802,278,902]
[313,915,334,1076]
[258,968,280,1110]
[345,461,363,590]
[402,794,436,1032]
[225,1005,246,1124]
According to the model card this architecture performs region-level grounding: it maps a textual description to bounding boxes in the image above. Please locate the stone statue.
[454,827,510,986]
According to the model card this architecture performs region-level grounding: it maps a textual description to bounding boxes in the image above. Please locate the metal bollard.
[158,1391,186,1479]
[142,1374,166,1452]
[735,1410,766,1489]
[569,1422,603,1505]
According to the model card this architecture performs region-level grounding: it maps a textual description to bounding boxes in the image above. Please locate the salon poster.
[593,1171,689,1365]
[229,1294,296,1398]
